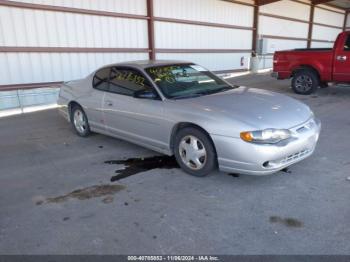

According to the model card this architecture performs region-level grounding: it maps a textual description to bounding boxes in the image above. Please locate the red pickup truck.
[272,31,350,95]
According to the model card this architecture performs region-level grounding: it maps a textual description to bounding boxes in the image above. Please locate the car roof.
[99,60,193,70]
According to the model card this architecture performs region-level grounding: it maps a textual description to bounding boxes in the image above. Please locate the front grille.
[280,149,311,164]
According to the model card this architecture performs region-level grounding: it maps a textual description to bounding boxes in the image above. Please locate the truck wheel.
[292,70,319,95]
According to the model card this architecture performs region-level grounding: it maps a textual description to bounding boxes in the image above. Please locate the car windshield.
[145,64,237,99]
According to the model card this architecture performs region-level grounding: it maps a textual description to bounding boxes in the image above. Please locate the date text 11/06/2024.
[127,255,219,261]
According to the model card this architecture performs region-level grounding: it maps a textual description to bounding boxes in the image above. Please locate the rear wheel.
[292,69,319,95]
[174,127,216,177]
[71,105,91,137]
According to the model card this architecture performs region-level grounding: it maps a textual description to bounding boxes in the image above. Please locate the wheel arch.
[68,101,82,120]
[292,65,320,80]
[170,122,217,157]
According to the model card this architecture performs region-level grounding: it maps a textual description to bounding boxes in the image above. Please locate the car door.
[333,34,350,82]
[103,66,170,152]
[80,67,109,133]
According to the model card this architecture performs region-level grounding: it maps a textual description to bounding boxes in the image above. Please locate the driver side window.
[344,35,350,51]
[109,67,154,96]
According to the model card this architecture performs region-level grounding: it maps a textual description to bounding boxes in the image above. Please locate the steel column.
[307,5,315,48]
[343,10,348,31]
[147,0,155,60]
[252,1,259,57]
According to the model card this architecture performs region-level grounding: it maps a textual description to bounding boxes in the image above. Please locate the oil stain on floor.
[37,184,125,205]
[228,173,240,178]
[105,155,179,182]
[269,216,303,228]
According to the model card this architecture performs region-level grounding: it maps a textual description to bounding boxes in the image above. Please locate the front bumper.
[212,118,321,175]
[57,105,70,122]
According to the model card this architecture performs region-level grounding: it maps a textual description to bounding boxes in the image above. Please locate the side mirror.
[134,89,158,99]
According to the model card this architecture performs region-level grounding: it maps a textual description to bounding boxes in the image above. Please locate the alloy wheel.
[295,75,313,93]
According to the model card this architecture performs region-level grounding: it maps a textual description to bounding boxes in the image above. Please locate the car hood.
[173,87,313,130]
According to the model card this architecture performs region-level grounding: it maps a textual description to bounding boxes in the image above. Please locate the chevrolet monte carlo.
[58,60,321,177]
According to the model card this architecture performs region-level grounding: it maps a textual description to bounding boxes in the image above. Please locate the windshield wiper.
[195,86,235,96]
[172,93,204,100]
[171,85,238,100]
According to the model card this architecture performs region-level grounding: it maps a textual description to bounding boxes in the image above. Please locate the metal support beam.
[344,10,348,31]
[146,0,155,60]
[311,0,333,5]
[324,3,348,11]
[307,4,315,48]
[252,1,259,57]
[256,0,281,6]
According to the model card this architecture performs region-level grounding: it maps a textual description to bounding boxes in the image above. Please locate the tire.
[70,105,91,137]
[174,127,216,177]
[292,69,319,95]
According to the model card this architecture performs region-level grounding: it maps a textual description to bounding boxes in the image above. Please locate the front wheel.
[174,127,216,177]
[292,70,319,95]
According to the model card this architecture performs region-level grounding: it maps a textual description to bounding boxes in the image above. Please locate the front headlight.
[240,129,291,144]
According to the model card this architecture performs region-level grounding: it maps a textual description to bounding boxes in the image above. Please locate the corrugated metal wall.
[0,53,149,85]
[0,0,255,90]
[153,0,254,71]
[154,0,254,26]
[0,0,149,85]
[10,0,147,15]
[0,10,148,48]
[256,0,346,69]
[257,0,309,69]
[311,4,344,48]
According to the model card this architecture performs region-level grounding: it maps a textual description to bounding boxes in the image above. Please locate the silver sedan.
[58,60,321,177]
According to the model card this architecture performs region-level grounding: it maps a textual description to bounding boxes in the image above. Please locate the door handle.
[336,55,347,61]
[105,100,113,106]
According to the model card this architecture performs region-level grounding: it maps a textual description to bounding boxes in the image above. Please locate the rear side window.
[93,67,110,91]
[344,35,350,51]
[109,67,153,96]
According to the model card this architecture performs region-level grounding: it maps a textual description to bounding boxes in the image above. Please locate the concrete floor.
[0,73,350,255]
